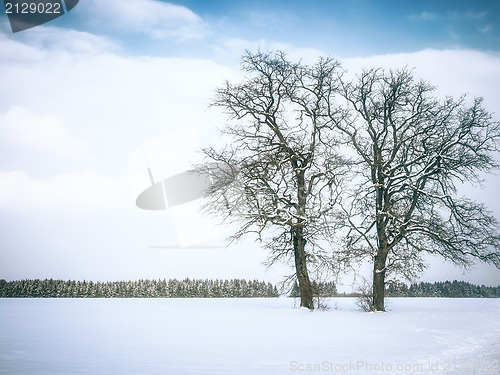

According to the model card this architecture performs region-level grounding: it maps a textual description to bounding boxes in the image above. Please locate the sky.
[1,0,500,290]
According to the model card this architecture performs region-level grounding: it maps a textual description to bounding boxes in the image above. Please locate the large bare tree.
[334,68,500,311]
[200,51,346,309]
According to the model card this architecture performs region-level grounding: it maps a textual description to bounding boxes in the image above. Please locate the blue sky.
[185,0,500,54]
[1,0,500,287]
[19,0,499,59]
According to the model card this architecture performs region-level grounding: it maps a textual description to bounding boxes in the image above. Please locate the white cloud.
[0,33,238,176]
[213,38,326,66]
[479,25,494,34]
[0,106,86,157]
[0,170,127,213]
[342,49,500,111]
[450,10,487,21]
[409,10,488,22]
[409,11,439,21]
[0,33,46,62]
[80,0,207,40]
[0,27,240,248]
[0,27,120,58]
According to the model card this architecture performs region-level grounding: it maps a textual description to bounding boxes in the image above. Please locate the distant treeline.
[1,278,498,299]
[0,278,279,298]
[385,280,500,298]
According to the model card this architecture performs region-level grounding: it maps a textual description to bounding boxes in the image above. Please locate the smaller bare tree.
[333,68,500,311]
[199,51,347,309]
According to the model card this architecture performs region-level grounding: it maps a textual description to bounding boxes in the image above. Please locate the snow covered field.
[0,298,499,375]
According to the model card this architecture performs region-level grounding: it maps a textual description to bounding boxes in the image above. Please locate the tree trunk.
[293,227,314,309]
[372,250,388,311]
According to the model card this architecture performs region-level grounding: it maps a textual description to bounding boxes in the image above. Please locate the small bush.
[354,278,374,312]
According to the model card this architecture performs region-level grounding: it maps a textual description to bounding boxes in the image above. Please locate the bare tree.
[199,51,347,309]
[334,68,500,311]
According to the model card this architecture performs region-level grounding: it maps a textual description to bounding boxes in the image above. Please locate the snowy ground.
[0,298,499,375]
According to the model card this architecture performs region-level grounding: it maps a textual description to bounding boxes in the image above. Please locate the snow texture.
[0,298,499,374]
